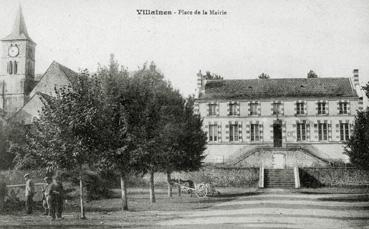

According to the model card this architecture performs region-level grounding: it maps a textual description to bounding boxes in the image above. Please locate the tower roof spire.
[1,5,34,42]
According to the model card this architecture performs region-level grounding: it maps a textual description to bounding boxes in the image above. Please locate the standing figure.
[50,176,64,220]
[42,177,53,216]
[24,173,35,214]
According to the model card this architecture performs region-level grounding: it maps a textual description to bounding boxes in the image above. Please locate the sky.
[0,0,368,96]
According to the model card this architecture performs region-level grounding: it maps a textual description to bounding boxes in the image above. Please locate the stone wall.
[236,150,327,168]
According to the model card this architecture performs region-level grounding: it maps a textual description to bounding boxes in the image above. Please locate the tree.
[307,70,318,78]
[130,62,167,203]
[204,71,223,80]
[258,73,270,79]
[345,110,369,169]
[0,121,29,169]
[95,55,133,211]
[14,71,103,219]
[159,96,206,197]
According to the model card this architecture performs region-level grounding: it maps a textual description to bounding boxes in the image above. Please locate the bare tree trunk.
[120,174,128,211]
[166,172,172,198]
[149,171,156,203]
[79,174,86,219]
[178,184,181,197]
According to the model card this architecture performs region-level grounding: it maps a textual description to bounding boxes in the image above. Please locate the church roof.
[199,77,358,100]
[37,61,78,85]
[1,6,35,43]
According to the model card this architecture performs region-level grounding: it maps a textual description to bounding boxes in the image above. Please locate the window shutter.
[337,101,341,114]
[227,102,230,116]
[238,122,243,142]
[236,102,240,116]
[271,102,274,115]
[245,124,250,140]
[314,122,318,140]
[349,122,354,136]
[303,101,307,115]
[325,101,329,115]
[247,102,251,116]
[204,124,209,141]
[347,101,351,115]
[217,124,222,143]
[306,123,310,141]
[259,122,263,141]
[281,102,284,115]
[315,101,318,115]
[225,124,229,141]
[328,121,332,141]
[206,103,210,116]
[270,124,274,140]
[257,102,261,116]
[216,102,220,116]
[294,101,297,115]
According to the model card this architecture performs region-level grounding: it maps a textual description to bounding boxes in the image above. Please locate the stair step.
[264,168,296,189]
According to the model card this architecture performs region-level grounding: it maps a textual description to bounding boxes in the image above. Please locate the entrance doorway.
[272,153,286,169]
[273,121,282,147]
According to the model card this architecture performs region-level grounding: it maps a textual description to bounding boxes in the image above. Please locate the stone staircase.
[264,169,295,188]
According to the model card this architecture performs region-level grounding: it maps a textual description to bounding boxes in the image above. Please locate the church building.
[0,7,76,124]
[195,70,365,168]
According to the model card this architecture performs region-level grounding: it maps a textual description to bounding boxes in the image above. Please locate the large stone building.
[195,70,365,168]
[0,7,76,123]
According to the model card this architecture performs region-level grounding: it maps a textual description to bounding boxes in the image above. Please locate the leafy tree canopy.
[345,110,369,169]
[258,73,270,79]
[307,70,318,78]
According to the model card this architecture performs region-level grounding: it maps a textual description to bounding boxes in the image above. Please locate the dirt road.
[159,189,369,229]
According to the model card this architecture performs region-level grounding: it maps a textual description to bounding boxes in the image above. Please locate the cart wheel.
[195,184,208,198]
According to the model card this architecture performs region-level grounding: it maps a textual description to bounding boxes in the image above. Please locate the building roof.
[37,61,77,84]
[53,61,78,82]
[199,77,357,100]
[1,6,35,43]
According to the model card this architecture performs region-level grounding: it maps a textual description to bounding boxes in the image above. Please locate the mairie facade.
[195,71,365,168]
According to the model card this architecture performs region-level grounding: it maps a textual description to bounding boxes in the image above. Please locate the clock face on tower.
[8,45,19,57]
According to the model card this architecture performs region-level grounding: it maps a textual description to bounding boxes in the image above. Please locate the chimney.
[196,70,206,98]
[353,69,359,87]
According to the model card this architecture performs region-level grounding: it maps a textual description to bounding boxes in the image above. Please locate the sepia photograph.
[0,0,368,228]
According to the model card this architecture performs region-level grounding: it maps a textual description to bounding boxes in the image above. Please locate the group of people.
[24,173,64,220]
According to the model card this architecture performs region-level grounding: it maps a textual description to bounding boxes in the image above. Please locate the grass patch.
[0,186,258,227]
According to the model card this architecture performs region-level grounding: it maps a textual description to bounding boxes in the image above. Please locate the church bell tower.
[0,6,36,113]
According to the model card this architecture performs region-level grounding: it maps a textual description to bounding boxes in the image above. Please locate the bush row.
[300,167,369,187]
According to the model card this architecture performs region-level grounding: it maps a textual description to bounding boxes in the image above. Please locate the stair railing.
[294,166,300,188]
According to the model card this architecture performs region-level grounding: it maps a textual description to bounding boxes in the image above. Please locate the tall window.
[339,102,348,114]
[208,124,218,142]
[229,103,237,115]
[340,123,349,141]
[251,124,260,142]
[296,122,306,141]
[250,103,258,115]
[208,104,217,116]
[7,61,13,74]
[272,102,281,115]
[318,102,327,114]
[229,124,239,142]
[318,122,328,141]
[296,102,304,115]
[13,61,17,74]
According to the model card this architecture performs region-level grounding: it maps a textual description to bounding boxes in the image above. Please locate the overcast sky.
[0,0,368,96]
